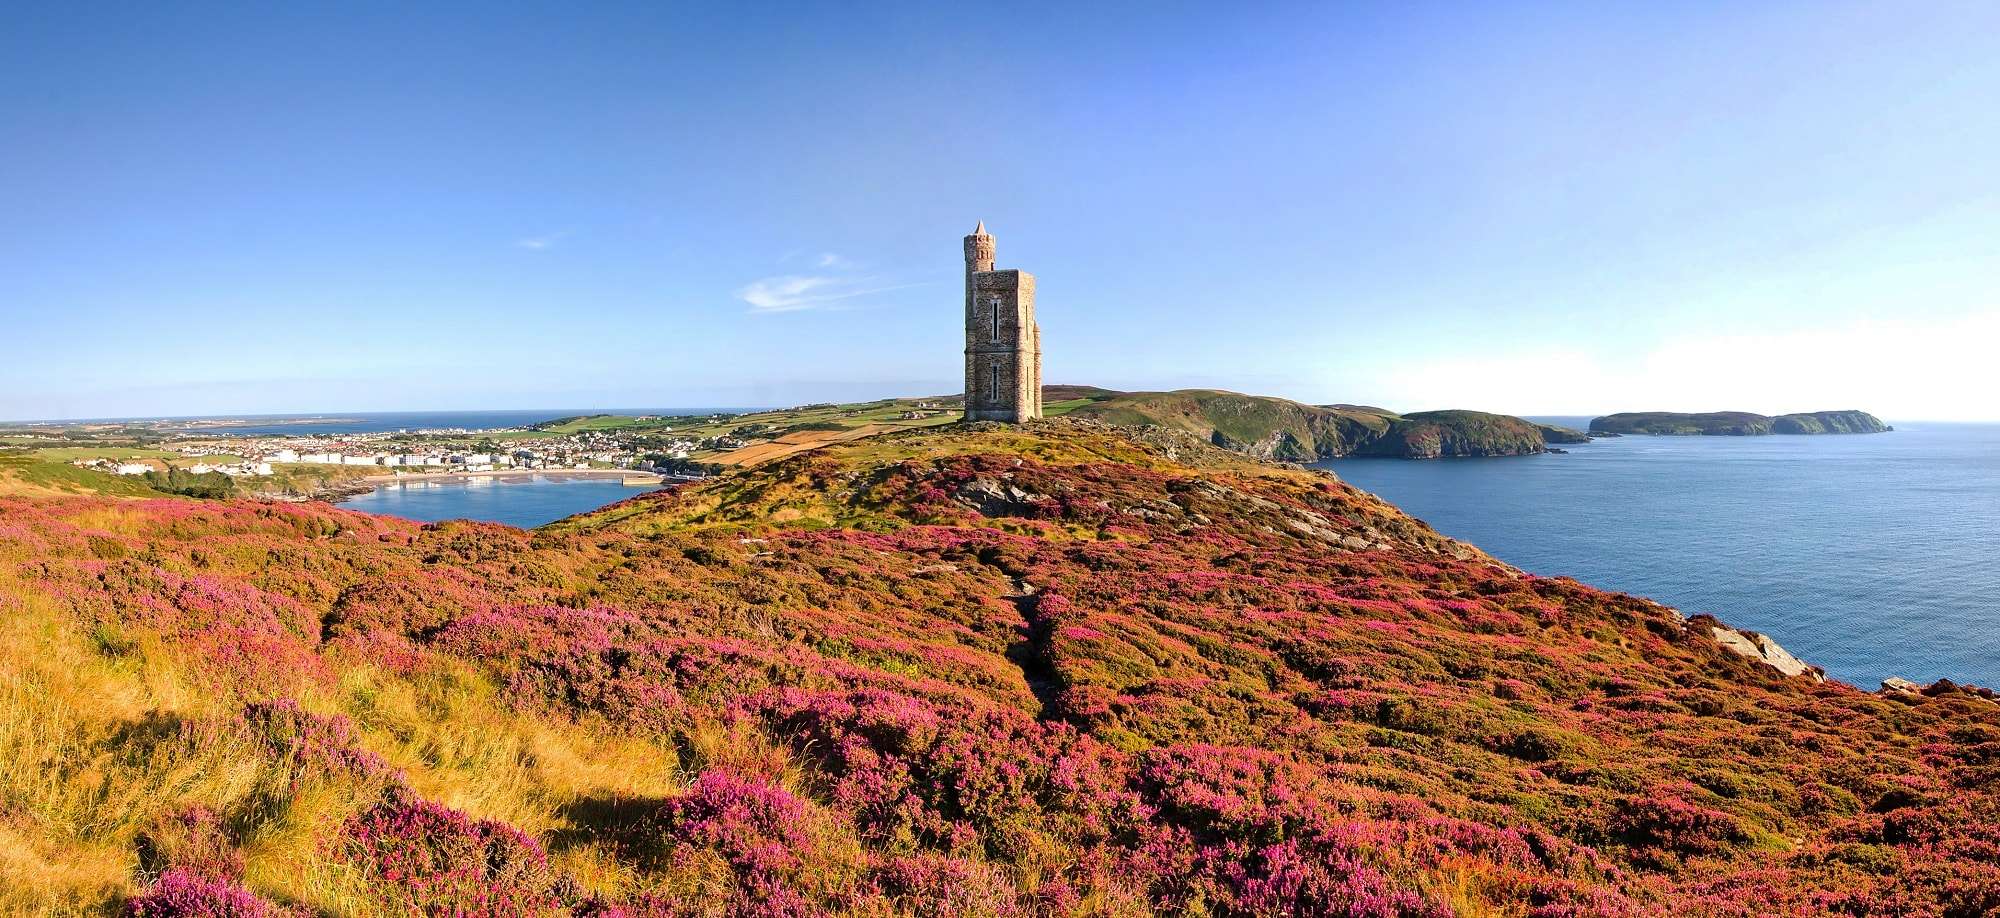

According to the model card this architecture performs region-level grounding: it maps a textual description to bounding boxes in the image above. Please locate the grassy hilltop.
[1,419,1994,915]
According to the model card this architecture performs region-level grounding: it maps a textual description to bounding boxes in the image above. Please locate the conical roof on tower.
[972,220,988,236]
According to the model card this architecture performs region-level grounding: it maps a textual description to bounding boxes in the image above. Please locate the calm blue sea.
[194,411,591,435]
[1316,422,2000,689]
[337,475,661,528]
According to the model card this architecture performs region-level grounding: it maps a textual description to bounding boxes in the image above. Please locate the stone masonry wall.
[962,231,1041,423]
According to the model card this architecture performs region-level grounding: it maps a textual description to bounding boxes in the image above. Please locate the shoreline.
[355,468,663,486]
[250,468,669,504]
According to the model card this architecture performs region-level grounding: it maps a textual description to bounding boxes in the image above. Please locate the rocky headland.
[1589,410,1890,436]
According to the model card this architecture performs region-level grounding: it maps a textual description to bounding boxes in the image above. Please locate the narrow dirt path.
[999,576,1065,721]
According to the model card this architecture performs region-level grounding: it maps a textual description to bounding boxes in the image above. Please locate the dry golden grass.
[711,423,895,467]
[0,567,694,911]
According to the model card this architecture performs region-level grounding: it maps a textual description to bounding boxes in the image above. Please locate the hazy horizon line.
[7,397,1994,428]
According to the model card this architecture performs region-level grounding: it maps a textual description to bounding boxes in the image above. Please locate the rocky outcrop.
[1878,677,1998,702]
[1709,624,1825,681]
[1881,676,1923,696]
[1537,423,1591,444]
[953,477,1051,517]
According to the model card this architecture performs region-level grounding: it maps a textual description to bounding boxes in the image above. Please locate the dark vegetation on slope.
[1060,389,1586,460]
[1535,424,1592,445]
[1,419,1993,916]
[141,466,239,499]
[1589,410,1889,436]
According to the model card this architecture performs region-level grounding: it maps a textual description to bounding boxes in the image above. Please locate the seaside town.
[65,423,729,481]
[71,427,702,478]
[14,416,745,502]
[2,397,961,502]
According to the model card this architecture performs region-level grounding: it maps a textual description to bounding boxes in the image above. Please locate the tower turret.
[963,222,997,324]
[961,222,1041,423]
[964,221,995,274]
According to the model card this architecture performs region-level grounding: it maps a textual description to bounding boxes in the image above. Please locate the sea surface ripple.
[1318,421,2000,688]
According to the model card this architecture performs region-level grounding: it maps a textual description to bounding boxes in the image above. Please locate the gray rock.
[954,477,1048,517]
[1709,625,1825,681]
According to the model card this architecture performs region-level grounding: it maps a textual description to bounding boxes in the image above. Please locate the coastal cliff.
[3,419,1995,915]
[1352,409,1553,459]
[1060,388,1584,459]
[1771,410,1892,434]
[1589,410,1889,436]
[1536,422,1593,444]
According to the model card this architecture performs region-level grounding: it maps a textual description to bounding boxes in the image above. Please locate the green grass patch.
[29,446,178,461]
[0,453,168,496]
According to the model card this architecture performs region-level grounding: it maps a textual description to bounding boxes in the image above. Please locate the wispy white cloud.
[779,250,858,269]
[515,230,573,250]
[739,275,841,312]
[737,274,924,314]
[738,248,926,313]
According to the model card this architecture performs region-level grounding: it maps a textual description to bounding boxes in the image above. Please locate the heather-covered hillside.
[0,420,1993,916]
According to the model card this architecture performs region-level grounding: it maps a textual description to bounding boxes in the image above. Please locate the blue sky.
[3,2,1996,421]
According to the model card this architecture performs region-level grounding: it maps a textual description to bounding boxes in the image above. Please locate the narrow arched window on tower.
[990,364,1000,400]
[988,296,1001,343]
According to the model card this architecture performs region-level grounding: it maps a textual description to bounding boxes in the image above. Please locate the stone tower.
[962,221,1042,422]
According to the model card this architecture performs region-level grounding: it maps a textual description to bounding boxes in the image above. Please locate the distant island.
[1589,410,1890,437]
[1052,387,1586,460]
